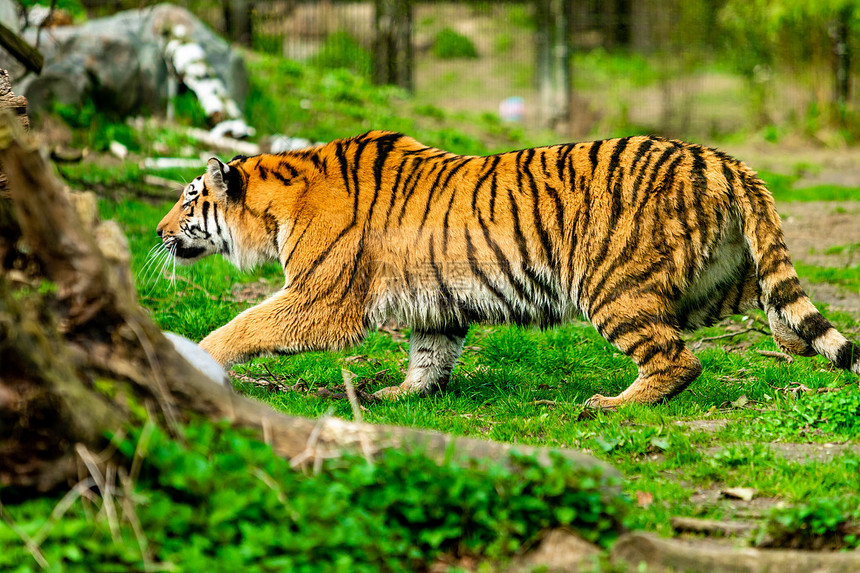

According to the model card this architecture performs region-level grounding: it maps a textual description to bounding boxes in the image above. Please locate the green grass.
[794,261,860,291]
[759,169,860,202]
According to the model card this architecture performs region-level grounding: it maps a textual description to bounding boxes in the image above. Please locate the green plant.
[758,385,860,437]
[0,421,627,571]
[764,498,860,549]
[172,89,209,127]
[433,27,478,59]
[313,31,372,78]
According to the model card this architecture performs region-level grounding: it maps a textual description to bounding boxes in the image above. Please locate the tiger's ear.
[206,157,244,201]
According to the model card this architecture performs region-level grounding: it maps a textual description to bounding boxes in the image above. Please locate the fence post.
[831,6,851,122]
[373,0,413,92]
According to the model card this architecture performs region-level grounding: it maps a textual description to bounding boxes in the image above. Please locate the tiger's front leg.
[374,325,469,399]
[199,289,366,368]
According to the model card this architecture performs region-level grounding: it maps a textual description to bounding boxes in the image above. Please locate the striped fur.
[156,131,860,407]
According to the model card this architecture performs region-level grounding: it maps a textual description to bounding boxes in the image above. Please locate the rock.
[0,1,17,33]
[163,332,231,388]
[506,529,602,573]
[611,531,860,573]
[14,3,247,118]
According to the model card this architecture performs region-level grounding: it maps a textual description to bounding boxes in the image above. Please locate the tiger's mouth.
[164,239,208,263]
[174,244,206,261]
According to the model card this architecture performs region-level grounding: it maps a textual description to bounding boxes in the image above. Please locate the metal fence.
[81,0,860,142]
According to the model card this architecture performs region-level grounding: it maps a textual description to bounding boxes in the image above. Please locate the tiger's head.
[156,156,266,269]
[157,152,318,271]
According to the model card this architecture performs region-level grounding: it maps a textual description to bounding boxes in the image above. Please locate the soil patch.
[777,200,860,313]
[673,418,730,433]
[705,442,860,464]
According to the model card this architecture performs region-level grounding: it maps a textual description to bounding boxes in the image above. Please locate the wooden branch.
[670,516,757,538]
[0,21,44,74]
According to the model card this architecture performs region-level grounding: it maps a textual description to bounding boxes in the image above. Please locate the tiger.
[156,131,860,409]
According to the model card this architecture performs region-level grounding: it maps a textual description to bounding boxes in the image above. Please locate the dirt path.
[777,200,860,313]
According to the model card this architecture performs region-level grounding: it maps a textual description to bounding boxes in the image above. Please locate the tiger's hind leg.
[374,325,469,399]
[767,308,817,357]
[585,295,702,410]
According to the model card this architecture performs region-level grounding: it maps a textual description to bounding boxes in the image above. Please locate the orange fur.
[156,132,860,407]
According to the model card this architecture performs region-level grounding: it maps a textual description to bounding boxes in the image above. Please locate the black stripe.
[278,160,298,178]
[688,145,710,249]
[768,277,804,311]
[603,310,671,344]
[637,339,685,368]
[588,258,668,319]
[478,213,530,303]
[641,144,678,198]
[514,149,527,196]
[283,221,312,267]
[442,184,457,254]
[383,158,408,230]
[605,137,631,190]
[507,188,557,304]
[472,156,500,213]
[673,158,694,276]
[419,161,452,228]
[334,142,350,195]
[572,181,591,305]
[555,143,574,182]
[629,139,657,205]
[795,313,832,343]
[398,161,438,225]
[465,228,516,315]
[833,341,858,370]
[607,139,631,228]
[589,140,604,177]
[522,155,555,268]
[489,170,499,222]
[211,202,222,236]
[350,137,371,213]
[428,235,454,305]
[436,158,468,206]
[367,134,401,224]
[545,183,564,234]
[340,234,366,300]
[296,223,355,287]
[201,201,210,233]
[758,251,792,277]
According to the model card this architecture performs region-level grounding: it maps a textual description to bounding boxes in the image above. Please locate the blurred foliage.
[312,31,373,78]
[433,27,479,59]
[0,420,627,571]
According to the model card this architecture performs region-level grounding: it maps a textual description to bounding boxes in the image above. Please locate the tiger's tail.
[729,163,860,376]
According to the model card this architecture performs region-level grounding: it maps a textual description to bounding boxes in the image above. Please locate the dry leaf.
[636,490,654,508]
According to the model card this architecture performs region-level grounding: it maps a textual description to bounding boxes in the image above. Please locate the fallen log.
[611,532,860,573]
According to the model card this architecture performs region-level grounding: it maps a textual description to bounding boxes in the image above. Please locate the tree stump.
[0,68,29,191]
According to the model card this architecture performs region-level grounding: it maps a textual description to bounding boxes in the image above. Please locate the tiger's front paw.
[584,393,621,411]
[198,332,239,368]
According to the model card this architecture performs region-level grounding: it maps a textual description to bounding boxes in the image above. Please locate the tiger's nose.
[157,227,163,239]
